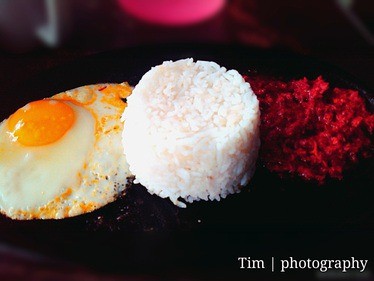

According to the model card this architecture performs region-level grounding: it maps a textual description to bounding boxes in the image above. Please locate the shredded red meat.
[245,75,374,184]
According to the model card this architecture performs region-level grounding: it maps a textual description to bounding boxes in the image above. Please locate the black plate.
[1,44,373,279]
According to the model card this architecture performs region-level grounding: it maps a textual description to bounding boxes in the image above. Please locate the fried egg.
[0,83,132,220]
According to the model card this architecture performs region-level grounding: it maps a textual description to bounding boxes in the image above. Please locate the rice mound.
[121,58,260,207]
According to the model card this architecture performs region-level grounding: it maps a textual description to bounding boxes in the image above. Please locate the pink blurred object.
[117,0,226,26]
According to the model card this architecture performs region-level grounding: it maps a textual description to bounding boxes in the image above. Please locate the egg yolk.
[7,99,75,146]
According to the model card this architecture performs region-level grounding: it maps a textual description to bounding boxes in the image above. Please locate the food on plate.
[122,58,260,207]
[1,52,370,223]
[0,83,132,219]
[246,75,374,184]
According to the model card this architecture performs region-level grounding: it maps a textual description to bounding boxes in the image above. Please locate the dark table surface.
[0,0,373,280]
[1,0,373,91]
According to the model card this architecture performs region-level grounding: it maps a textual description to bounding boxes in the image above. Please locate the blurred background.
[0,0,373,92]
[0,0,373,280]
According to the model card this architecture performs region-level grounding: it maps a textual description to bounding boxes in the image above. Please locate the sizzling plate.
[0,44,373,277]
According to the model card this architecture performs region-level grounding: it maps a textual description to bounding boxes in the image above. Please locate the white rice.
[121,58,260,207]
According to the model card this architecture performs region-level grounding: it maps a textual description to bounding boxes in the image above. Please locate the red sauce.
[245,75,374,184]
